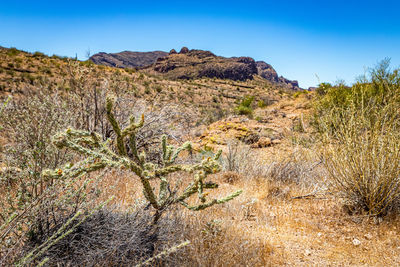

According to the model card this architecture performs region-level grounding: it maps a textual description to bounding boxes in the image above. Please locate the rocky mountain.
[256,61,300,90]
[89,51,168,68]
[90,47,301,90]
[144,47,258,81]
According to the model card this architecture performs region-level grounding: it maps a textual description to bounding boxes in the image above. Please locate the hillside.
[0,47,296,127]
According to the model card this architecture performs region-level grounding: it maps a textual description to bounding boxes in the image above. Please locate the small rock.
[272,139,281,145]
[258,137,272,147]
[317,232,322,237]
[364,233,372,240]
[304,249,311,256]
[352,238,361,246]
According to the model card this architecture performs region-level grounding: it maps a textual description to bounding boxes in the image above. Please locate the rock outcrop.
[146,48,258,81]
[256,61,279,82]
[256,61,300,90]
[89,51,168,68]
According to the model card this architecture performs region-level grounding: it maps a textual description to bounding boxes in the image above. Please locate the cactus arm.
[105,96,127,156]
[169,142,192,164]
[180,190,243,211]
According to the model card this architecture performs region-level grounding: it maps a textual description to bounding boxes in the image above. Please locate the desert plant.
[313,59,400,134]
[43,96,242,222]
[222,140,268,178]
[0,96,10,130]
[320,102,400,216]
[18,202,190,266]
[0,92,107,265]
[314,60,400,216]
[234,95,254,117]
[6,47,20,57]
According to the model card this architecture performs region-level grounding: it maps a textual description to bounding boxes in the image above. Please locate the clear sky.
[1,0,399,88]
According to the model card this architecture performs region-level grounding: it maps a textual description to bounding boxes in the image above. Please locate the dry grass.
[320,103,400,216]
[100,155,400,266]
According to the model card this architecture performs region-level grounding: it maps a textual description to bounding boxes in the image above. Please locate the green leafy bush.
[6,47,20,56]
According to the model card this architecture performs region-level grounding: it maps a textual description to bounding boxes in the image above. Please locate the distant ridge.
[90,47,301,90]
[90,51,168,68]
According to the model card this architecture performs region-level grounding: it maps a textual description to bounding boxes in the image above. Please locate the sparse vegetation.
[1,47,400,265]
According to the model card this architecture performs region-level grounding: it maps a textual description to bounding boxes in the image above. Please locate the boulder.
[179,47,189,54]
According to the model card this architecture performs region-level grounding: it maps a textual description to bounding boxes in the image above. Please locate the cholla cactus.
[43,96,241,221]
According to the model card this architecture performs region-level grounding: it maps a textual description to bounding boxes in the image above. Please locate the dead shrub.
[222,140,267,178]
[22,207,186,266]
[223,140,324,186]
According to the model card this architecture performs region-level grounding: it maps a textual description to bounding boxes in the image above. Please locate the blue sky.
[0,0,399,88]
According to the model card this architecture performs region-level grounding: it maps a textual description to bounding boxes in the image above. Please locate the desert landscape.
[1,1,400,266]
[0,45,399,266]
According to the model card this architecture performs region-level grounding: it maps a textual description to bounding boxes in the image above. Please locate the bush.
[313,59,400,134]
[22,207,186,266]
[314,59,400,216]
[6,47,20,56]
[234,95,254,117]
[1,94,242,265]
[33,51,45,58]
[0,93,103,265]
[43,96,241,217]
[320,103,400,216]
[223,140,323,185]
[257,99,267,108]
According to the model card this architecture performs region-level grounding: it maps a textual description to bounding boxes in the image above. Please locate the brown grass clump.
[221,171,242,184]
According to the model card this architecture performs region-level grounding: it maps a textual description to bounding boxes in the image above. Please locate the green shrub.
[312,59,400,134]
[79,60,94,67]
[257,100,267,108]
[6,47,20,56]
[293,90,309,98]
[235,96,254,117]
[235,105,252,116]
[33,51,45,58]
